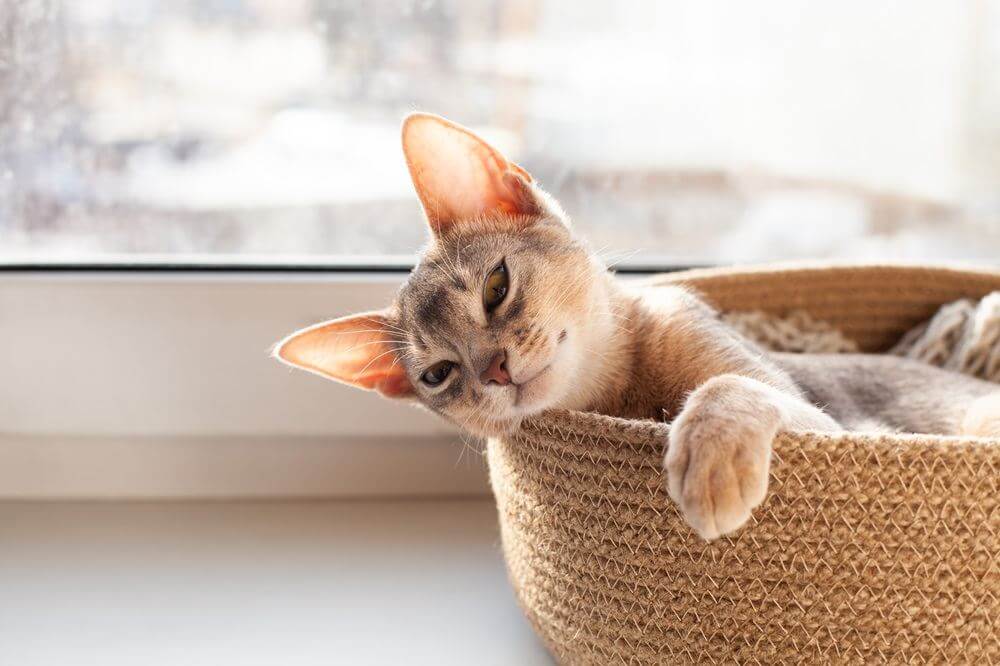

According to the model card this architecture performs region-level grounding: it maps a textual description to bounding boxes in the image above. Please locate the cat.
[274,113,1000,540]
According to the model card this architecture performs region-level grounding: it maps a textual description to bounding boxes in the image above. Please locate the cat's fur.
[275,113,1000,540]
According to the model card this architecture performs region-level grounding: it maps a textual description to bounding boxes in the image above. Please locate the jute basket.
[487,264,1000,664]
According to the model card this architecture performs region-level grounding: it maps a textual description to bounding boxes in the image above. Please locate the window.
[3,0,999,265]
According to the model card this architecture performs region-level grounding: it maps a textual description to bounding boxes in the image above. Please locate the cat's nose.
[480,351,511,386]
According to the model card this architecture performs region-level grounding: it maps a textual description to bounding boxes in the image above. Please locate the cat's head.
[274,113,615,436]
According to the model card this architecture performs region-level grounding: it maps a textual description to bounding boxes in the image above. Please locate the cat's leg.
[664,374,841,540]
[962,392,1000,438]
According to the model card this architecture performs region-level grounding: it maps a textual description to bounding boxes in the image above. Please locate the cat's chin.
[473,415,524,439]
[472,405,558,438]
[511,363,564,413]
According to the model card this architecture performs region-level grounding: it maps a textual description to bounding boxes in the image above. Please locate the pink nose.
[480,352,511,386]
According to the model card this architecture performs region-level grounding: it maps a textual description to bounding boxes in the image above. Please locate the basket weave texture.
[487,264,1000,664]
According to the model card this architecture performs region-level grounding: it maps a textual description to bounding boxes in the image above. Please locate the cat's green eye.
[483,262,509,312]
[421,360,455,386]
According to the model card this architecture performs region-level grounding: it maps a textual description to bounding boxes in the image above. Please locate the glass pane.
[2,1,999,263]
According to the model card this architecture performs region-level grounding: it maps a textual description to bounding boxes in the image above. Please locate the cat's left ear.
[401,112,546,237]
[273,311,413,398]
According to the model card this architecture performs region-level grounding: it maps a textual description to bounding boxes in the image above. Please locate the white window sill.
[0,497,551,666]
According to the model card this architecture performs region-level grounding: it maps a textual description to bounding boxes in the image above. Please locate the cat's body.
[276,113,1000,540]
[776,351,1000,434]
[595,279,999,434]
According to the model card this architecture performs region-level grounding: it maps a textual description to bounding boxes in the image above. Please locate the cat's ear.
[401,112,542,236]
[273,311,412,399]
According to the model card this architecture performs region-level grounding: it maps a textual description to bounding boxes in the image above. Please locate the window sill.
[0,497,551,665]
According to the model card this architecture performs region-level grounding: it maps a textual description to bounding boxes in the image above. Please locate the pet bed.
[488,264,1000,664]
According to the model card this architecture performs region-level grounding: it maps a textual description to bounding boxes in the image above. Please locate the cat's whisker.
[343,339,414,354]
[580,345,613,366]
[387,349,408,372]
[605,249,642,270]
[437,255,459,285]
[342,338,404,349]
[455,431,473,467]
[355,345,411,376]
[382,322,412,336]
[333,328,410,338]
[435,245,464,287]
[455,406,492,460]
[533,282,581,335]
[595,247,635,264]
[534,278,578,329]
[593,244,618,264]
[455,426,486,466]
[454,231,466,271]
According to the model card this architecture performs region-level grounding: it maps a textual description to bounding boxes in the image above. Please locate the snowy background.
[1,0,999,264]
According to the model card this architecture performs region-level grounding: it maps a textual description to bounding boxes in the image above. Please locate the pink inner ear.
[402,113,536,234]
[275,313,412,399]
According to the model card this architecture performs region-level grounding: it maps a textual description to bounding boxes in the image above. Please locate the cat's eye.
[421,360,455,386]
[483,261,509,312]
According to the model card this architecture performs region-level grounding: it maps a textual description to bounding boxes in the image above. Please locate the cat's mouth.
[513,364,553,409]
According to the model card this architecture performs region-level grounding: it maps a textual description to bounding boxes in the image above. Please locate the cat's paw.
[664,376,781,540]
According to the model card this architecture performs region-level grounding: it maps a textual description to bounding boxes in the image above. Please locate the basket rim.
[646,260,1000,284]
[520,408,1000,452]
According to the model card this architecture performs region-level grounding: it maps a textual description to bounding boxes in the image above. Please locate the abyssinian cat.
[274,113,1000,540]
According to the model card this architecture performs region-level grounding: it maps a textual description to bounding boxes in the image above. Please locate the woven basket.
[488,264,1000,664]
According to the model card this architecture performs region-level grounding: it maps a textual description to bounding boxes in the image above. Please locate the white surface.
[0,271,444,438]
[0,499,551,666]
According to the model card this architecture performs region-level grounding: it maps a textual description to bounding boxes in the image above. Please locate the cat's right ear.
[401,112,544,236]
[273,311,412,399]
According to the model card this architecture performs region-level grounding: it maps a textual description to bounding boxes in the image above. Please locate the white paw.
[665,395,778,540]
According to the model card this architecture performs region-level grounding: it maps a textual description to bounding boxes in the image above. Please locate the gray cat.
[275,113,1000,540]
